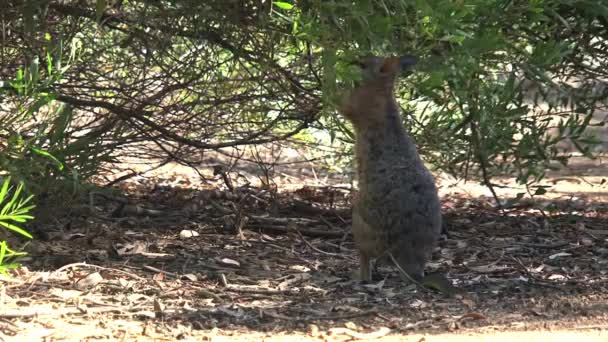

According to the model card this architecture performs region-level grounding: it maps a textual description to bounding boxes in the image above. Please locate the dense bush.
[284,0,608,198]
[1,1,606,206]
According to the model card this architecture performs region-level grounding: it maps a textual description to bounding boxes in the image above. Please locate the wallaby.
[340,55,442,282]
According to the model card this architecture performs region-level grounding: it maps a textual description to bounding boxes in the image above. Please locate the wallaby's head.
[340,55,418,127]
[354,55,418,84]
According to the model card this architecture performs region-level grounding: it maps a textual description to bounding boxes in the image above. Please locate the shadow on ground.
[3,175,608,340]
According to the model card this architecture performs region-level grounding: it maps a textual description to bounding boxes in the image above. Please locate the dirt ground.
[1,150,608,341]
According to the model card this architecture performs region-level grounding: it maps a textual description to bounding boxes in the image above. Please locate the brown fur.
[340,57,402,130]
[340,55,442,282]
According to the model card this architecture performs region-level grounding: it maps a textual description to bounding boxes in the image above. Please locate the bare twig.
[329,327,391,340]
[53,263,146,281]
[262,308,378,322]
[296,229,345,257]
[104,157,173,187]
[387,253,431,293]
[247,224,344,238]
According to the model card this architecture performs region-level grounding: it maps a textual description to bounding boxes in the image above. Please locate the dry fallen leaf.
[410,299,428,309]
[459,312,488,321]
[344,321,358,330]
[179,229,200,239]
[154,298,165,318]
[182,273,198,281]
[75,272,103,290]
[548,252,572,260]
[362,279,385,291]
[548,274,567,280]
[49,288,83,299]
[277,273,311,290]
[469,264,510,273]
[333,305,362,313]
[217,257,240,267]
[308,324,319,336]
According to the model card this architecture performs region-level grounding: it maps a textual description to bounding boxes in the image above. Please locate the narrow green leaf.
[274,2,294,10]
[0,260,24,276]
[0,241,6,263]
[50,104,73,146]
[30,147,65,171]
[0,177,10,205]
[0,221,33,239]
[3,215,33,223]
[12,206,36,217]
[46,51,53,75]
[3,183,23,217]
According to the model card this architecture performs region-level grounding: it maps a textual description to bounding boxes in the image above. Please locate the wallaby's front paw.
[350,268,373,282]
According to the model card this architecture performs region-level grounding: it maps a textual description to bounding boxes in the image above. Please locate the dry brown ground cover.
[1,154,608,341]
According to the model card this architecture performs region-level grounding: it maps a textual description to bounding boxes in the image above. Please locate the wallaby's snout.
[380,54,418,75]
[352,54,418,82]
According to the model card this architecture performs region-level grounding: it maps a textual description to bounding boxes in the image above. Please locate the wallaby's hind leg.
[351,209,378,281]
[358,252,372,281]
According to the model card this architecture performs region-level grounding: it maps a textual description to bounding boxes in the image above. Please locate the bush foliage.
[1,1,607,204]
[0,177,34,275]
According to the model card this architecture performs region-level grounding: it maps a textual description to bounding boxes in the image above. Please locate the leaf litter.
[1,166,608,340]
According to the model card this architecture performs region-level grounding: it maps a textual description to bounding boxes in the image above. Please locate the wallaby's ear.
[399,55,418,70]
[350,60,367,69]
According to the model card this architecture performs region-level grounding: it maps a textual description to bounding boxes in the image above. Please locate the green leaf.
[49,104,73,146]
[4,183,24,216]
[30,147,65,171]
[274,2,294,10]
[46,51,53,75]
[0,178,10,205]
[0,221,33,239]
[0,242,5,265]
[5,213,35,222]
